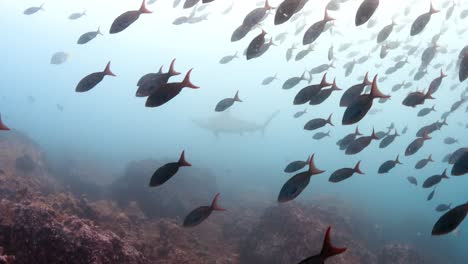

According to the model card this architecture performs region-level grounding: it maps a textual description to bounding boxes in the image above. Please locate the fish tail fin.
[440,69,447,78]
[371,128,378,140]
[324,9,335,22]
[442,118,448,126]
[308,154,325,175]
[327,114,334,126]
[370,75,390,99]
[234,91,242,102]
[264,0,272,10]
[395,129,400,137]
[178,150,192,167]
[428,154,434,162]
[355,126,362,136]
[429,2,439,14]
[320,227,347,260]
[40,3,45,10]
[139,0,152,14]
[395,155,402,164]
[0,114,10,131]
[103,61,116,76]
[234,51,239,58]
[82,10,87,16]
[442,169,449,179]
[354,161,364,174]
[211,193,226,211]
[169,58,181,76]
[261,110,280,135]
[97,26,103,35]
[431,105,436,111]
[331,79,341,91]
[181,69,200,89]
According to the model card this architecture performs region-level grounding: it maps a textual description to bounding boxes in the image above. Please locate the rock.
[239,202,377,264]
[110,159,218,219]
[377,243,442,264]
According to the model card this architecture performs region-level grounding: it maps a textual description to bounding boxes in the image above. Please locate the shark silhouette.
[192,110,280,137]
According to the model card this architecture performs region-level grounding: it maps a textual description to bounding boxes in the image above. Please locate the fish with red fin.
[109,0,152,34]
[183,193,225,227]
[297,226,347,264]
[149,151,192,187]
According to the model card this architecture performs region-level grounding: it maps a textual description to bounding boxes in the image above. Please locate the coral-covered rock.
[377,243,441,264]
[0,199,147,264]
[110,159,218,219]
[239,202,377,264]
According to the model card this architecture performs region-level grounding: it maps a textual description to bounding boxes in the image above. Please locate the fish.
[274,0,309,25]
[460,52,468,82]
[345,129,378,155]
[337,127,362,151]
[402,126,408,134]
[24,3,44,15]
[231,24,253,42]
[285,156,310,173]
[295,45,315,61]
[379,130,399,148]
[423,169,449,188]
[432,202,468,235]
[219,52,239,64]
[340,73,371,107]
[342,75,390,125]
[242,1,272,29]
[402,89,434,108]
[427,187,436,201]
[297,226,347,264]
[294,109,307,118]
[329,161,364,183]
[303,9,334,45]
[75,61,116,93]
[183,193,225,227]
[391,81,406,92]
[444,137,458,145]
[451,151,468,176]
[277,154,324,203]
[355,0,379,26]
[109,0,152,34]
[428,70,447,95]
[145,69,199,107]
[149,151,191,187]
[136,59,181,97]
[275,32,289,44]
[313,131,331,140]
[286,43,298,62]
[309,62,335,75]
[262,73,278,85]
[405,131,431,156]
[436,203,452,212]
[183,0,201,9]
[417,105,436,117]
[56,104,64,112]
[445,1,455,20]
[50,52,69,65]
[378,155,402,174]
[192,110,279,136]
[344,60,357,77]
[304,114,333,131]
[309,78,341,106]
[449,148,468,165]
[0,114,10,131]
[69,10,86,20]
[246,30,267,60]
[283,71,309,90]
[407,176,418,186]
[415,154,434,169]
[414,70,427,81]
[410,2,439,36]
[294,73,332,105]
[377,21,395,43]
[77,27,103,45]
[215,91,242,112]
[328,45,334,61]
[416,119,447,137]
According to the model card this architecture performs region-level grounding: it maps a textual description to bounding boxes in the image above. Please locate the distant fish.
[296,226,347,264]
[295,45,315,61]
[69,10,86,20]
[451,151,468,176]
[342,75,390,125]
[313,131,330,140]
[378,155,402,174]
[149,151,191,187]
[303,9,334,45]
[444,137,458,145]
[329,161,364,183]
[405,131,431,156]
[304,114,333,131]
[242,0,272,29]
[346,129,378,155]
[219,52,239,64]
[355,0,379,26]
[428,70,447,95]
[423,169,449,188]
[246,30,267,60]
[56,104,64,112]
[215,91,242,112]
[460,52,468,82]
[379,130,399,148]
[183,193,225,227]
[337,127,362,151]
[278,154,324,203]
[284,156,310,173]
[145,69,199,107]
[432,202,468,235]
[109,0,152,34]
[417,105,436,117]
[410,2,439,36]
[415,154,434,169]
[294,109,307,118]
[262,73,278,85]
[416,119,447,137]
[0,114,10,131]
[427,187,436,201]
[77,27,103,45]
[407,176,417,186]
[294,73,331,105]
[24,3,44,15]
[136,59,180,97]
[377,21,395,43]
[75,61,116,93]
[183,0,201,9]
[283,71,309,90]
[402,89,434,108]
[436,203,452,213]
[50,52,69,65]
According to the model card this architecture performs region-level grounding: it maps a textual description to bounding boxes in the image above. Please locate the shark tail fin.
[261,110,280,135]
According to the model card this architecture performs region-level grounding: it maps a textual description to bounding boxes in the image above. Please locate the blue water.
[1,0,467,262]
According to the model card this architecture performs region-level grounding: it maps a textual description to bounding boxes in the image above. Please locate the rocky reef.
[0,130,451,263]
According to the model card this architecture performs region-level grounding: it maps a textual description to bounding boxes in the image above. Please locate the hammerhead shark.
[192,110,280,137]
